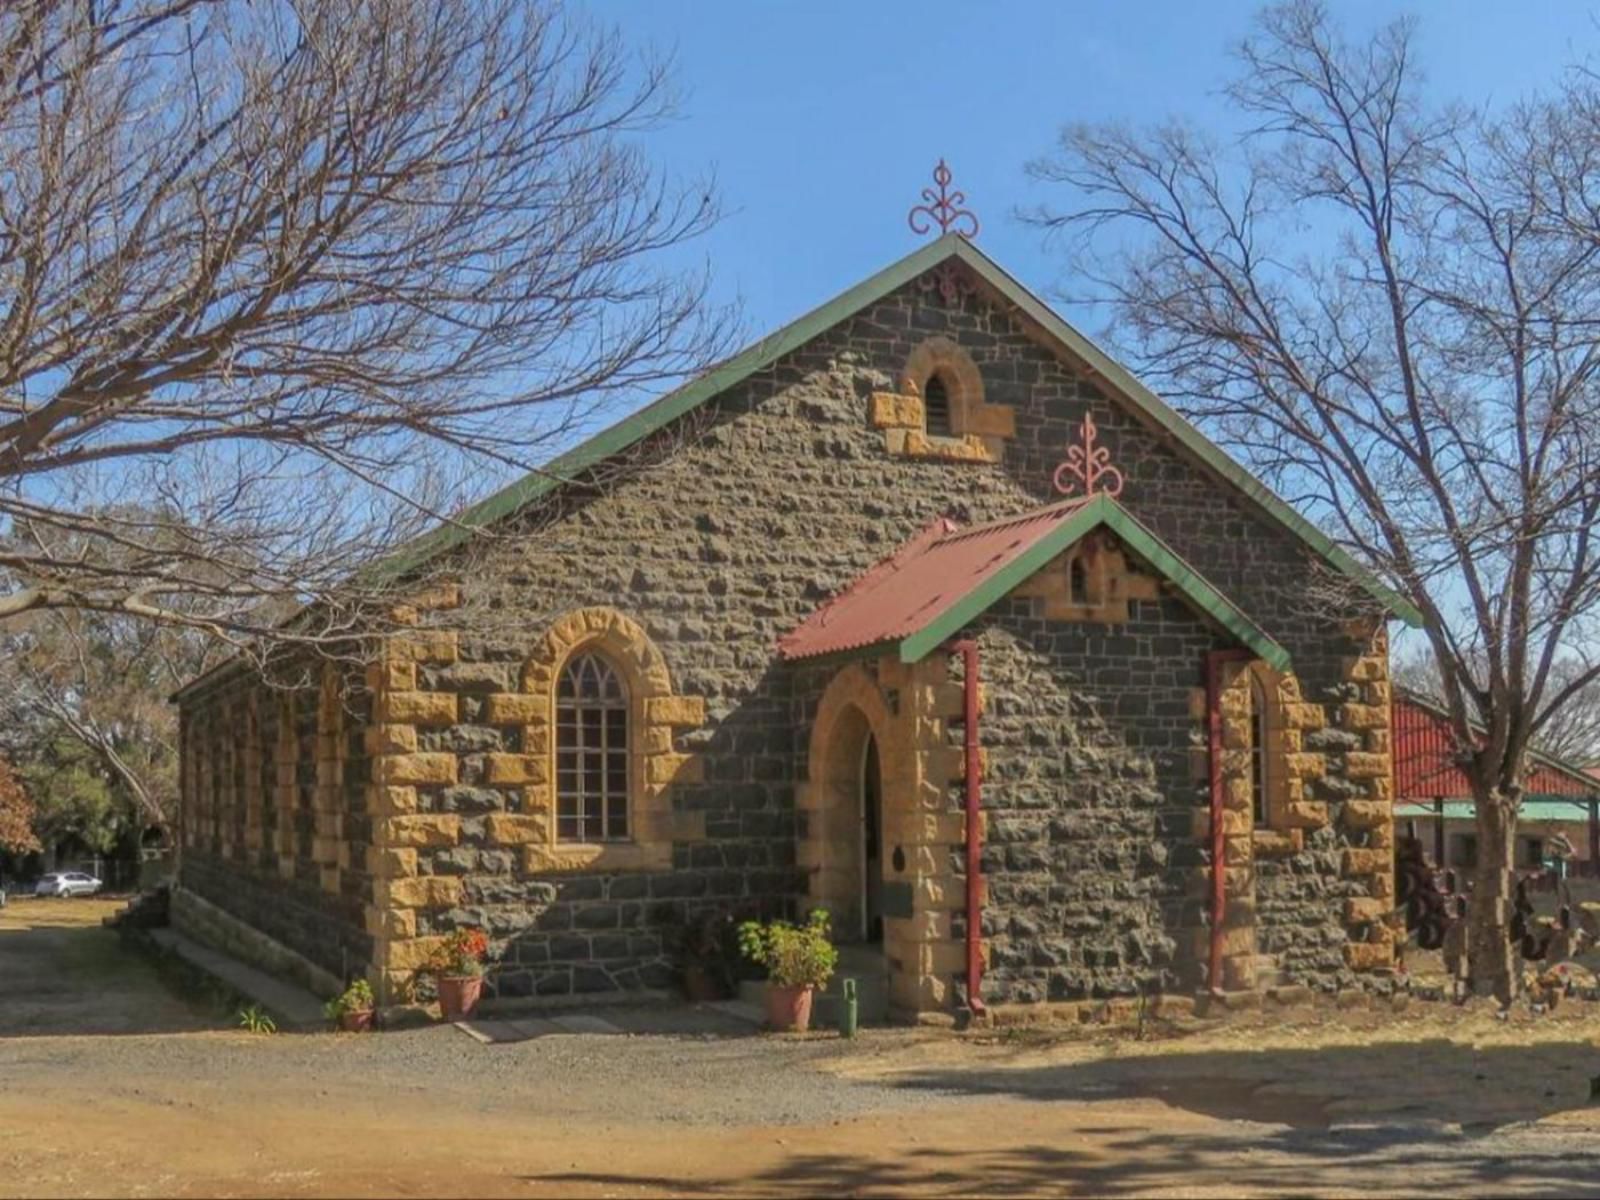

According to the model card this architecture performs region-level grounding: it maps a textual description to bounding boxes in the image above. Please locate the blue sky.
[589,0,1598,338]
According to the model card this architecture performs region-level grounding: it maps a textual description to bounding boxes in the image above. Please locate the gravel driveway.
[8,897,1600,1197]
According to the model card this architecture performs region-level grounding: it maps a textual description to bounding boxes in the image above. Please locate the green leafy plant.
[738,909,837,990]
[237,1004,276,1035]
[323,978,375,1021]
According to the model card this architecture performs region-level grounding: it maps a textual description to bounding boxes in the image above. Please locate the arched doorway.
[860,732,884,945]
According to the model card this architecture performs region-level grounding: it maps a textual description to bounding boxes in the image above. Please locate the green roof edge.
[374,234,1422,629]
[945,240,1423,628]
[369,236,968,582]
[896,494,1293,670]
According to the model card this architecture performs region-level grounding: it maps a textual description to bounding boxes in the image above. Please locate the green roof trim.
[371,237,967,582]
[896,494,1293,670]
[942,240,1423,628]
[1402,800,1597,822]
[377,235,1423,628]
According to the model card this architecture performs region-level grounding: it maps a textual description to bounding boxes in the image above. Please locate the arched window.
[1068,557,1089,605]
[923,372,954,437]
[556,653,629,843]
[1249,675,1269,825]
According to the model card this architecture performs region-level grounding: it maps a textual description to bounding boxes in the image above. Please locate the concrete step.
[146,927,326,1031]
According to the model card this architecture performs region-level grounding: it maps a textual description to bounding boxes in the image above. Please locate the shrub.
[737,909,837,990]
[323,978,376,1020]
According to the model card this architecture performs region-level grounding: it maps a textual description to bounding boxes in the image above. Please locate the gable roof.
[1393,686,1600,802]
[377,235,1422,627]
[777,493,1292,669]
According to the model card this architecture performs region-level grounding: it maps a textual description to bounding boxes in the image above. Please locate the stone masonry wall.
[177,256,1395,1005]
[966,589,1227,1004]
[176,663,375,987]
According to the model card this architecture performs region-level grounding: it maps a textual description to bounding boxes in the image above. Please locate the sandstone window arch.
[901,336,984,438]
[868,335,1014,463]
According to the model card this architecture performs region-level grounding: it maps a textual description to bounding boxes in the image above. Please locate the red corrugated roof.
[777,498,1093,661]
[1394,689,1597,803]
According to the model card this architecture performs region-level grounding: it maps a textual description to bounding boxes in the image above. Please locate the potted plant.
[737,909,837,1032]
[425,927,488,1021]
[324,979,377,1033]
[681,908,738,1003]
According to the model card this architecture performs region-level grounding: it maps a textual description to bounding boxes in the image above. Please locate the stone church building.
[172,214,1414,1022]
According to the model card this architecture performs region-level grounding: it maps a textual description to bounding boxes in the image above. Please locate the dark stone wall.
[177,668,375,982]
[963,594,1226,1003]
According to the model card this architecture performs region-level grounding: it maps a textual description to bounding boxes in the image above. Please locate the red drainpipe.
[951,638,987,1018]
[1205,648,1253,995]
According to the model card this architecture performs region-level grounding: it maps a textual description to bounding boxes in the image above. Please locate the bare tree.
[0,596,222,829]
[1027,0,1600,1001]
[0,0,726,648]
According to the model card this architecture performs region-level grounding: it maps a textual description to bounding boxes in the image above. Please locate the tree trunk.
[1469,792,1518,1004]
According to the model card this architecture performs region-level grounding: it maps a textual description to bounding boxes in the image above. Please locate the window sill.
[523,841,672,874]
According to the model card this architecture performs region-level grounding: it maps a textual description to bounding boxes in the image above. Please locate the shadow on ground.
[0,898,218,1037]
[525,1040,1600,1197]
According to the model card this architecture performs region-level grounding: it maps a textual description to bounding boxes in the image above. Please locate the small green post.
[840,978,858,1039]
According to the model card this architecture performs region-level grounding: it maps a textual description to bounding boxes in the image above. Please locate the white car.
[34,872,103,898]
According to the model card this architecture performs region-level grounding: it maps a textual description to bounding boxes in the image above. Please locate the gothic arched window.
[1249,674,1269,825]
[923,372,954,437]
[556,653,629,842]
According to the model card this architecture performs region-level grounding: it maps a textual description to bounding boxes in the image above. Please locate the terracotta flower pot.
[338,1007,374,1033]
[764,982,814,1032]
[437,974,484,1021]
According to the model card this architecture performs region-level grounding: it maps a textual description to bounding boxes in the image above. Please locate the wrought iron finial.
[1052,412,1124,499]
[908,158,979,239]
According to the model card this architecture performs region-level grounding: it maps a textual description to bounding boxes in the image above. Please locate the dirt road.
[5,899,1600,1197]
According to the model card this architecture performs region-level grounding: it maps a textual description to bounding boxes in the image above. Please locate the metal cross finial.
[1052,412,1124,499]
[908,158,979,239]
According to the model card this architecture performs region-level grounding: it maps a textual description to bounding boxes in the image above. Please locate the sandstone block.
[1253,829,1302,858]
[645,695,707,726]
[383,875,463,909]
[366,723,418,754]
[1283,702,1327,730]
[485,693,551,725]
[373,785,418,816]
[385,814,461,848]
[390,631,459,664]
[1344,940,1393,971]
[1344,752,1391,778]
[384,935,447,972]
[644,752,703,785]
[372,847,417,879]
[1281,801,1329,829]
[1284,752,1326,780]
[1345,897,1388,925]
[870,391,923,429]
[378,753,457,786]
[485,813,550,845]
[1341,703,1388,730]
[365,905,416,940]
[965,404,1016,438]
[1342,847,1389,876]
[486,753,549,785]
[1341,799,1388,830]
[386,691,457,726]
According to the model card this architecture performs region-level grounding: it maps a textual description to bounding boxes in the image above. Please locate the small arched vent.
[1068,557,1089,605]
[923,373,953,437]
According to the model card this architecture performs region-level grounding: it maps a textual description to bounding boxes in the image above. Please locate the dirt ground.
[6,899,1600,1198]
